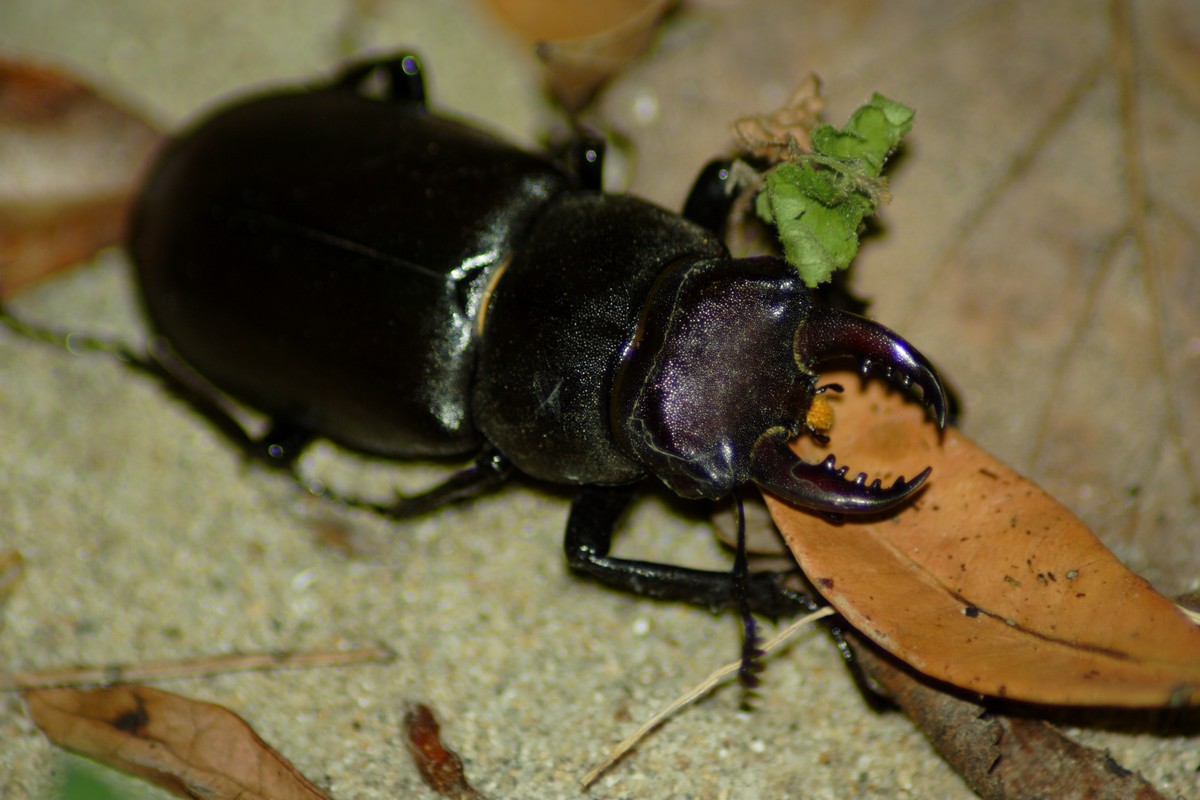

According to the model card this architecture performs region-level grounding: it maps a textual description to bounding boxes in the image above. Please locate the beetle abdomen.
[131,87,571,457]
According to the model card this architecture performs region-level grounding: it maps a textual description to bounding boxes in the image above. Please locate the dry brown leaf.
[25,685,330,800]
[846,630,1168,800]
[0,59,161,296]
[764,369,1200,707]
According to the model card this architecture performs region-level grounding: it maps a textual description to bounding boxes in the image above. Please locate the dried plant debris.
[1,642,394,691]
[733,86,912,287]
[25,685,330,800]
[404,702,488,800]
[733,73,826,159]
[0,59,161,296]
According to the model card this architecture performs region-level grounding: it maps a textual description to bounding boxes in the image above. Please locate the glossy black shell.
[130,80,728,485]
[132,85,571,458]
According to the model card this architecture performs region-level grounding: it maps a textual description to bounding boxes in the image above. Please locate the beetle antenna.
[731,491,765,693]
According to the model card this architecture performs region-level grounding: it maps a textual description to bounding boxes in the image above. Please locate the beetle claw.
[797,306,948,430]
[750,431,931,515]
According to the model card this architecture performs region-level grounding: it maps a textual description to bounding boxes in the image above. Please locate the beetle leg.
[332,53,426,106]
[323,446,514,519]
[681,158,737,237]
[565,135,606,191]
[0,303,315,467]
[565,485,816,617]
[115,338,319,469]
[729,492,765,688]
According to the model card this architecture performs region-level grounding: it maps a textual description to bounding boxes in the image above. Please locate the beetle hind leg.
[0,302,316,468]
[565,485,817,618]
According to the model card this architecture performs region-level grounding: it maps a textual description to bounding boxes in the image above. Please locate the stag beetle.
[102,53,947,618]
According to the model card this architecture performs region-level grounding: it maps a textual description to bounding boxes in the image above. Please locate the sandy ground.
[2,2,1197,798]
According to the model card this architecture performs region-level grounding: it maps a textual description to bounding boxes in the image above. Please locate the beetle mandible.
[117,53,949,617]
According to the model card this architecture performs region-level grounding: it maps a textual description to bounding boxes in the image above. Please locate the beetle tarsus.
[730,492,765,689]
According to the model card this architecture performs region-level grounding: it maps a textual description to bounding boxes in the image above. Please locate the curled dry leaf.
[25,685,329,800]
[0,59,161,296]
[764,369,1200,707]
[732,74,825,162]
[482,0,674,111]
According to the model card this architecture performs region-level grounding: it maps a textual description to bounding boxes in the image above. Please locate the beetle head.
[613,256,947,514]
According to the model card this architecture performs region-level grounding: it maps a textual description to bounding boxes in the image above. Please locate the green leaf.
[62,761,131,800]
[812,94,914,176]
[755,94,914,287]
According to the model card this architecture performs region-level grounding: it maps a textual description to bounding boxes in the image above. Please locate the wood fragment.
[847,631,1169,800]
[404,702,488,800]
[0,642,395,691]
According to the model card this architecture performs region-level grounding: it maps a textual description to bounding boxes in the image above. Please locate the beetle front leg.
[565,485,815,617]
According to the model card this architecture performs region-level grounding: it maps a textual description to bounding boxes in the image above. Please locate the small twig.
[581,607,834,787]
[0,642,395,690]
[404,702,488,800]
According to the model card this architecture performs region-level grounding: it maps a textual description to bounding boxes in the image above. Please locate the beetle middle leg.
[321,446,513,519]
[137,340,516,518]
[565,484,817,618]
